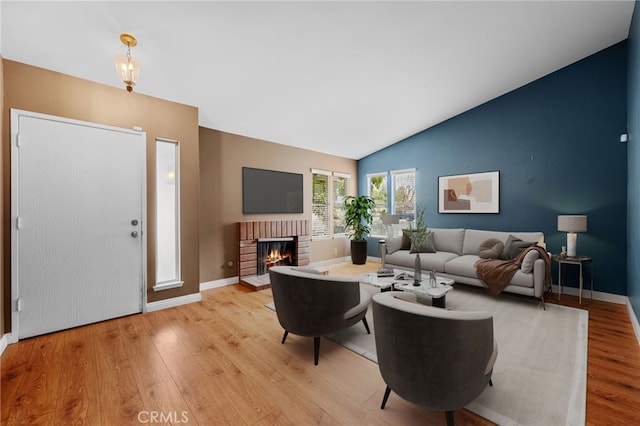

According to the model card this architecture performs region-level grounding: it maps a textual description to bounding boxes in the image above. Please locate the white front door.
[11,110,146,339]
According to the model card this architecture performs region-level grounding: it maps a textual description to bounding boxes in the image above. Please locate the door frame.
[9,109,147,343]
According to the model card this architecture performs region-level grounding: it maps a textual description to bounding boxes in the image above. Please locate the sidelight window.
[154,138,183,291]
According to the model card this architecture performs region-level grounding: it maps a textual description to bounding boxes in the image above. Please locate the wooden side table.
[551,255,593,305]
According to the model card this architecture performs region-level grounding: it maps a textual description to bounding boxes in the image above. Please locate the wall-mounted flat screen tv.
[242,167,303,214]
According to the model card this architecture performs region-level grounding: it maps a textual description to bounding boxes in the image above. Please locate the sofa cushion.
[444,255,479,277]
[385,236,404,254]
[477,238,504,259]
[510,232,545,247]
[410,232,436,253]
[430,228,465,255]
[462,230,509,255]
[400,230,413,250]
[503,235,535,259]
[384,251,458,273]
[462,229,544,255]
[521,249,539,273]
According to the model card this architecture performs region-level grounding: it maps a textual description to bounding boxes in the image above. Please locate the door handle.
[131,231,139,238]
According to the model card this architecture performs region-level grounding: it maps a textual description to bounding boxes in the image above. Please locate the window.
[367,172,388,236]
[392,169,416,223]
[312,169,352,239]
[155,139,183,291]
[332,172,350,235]
[312,169,330,238]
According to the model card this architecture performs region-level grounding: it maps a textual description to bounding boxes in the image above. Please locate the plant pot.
[350,240,368,265]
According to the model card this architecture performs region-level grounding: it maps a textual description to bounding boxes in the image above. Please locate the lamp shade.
[557,215,587,233]
[382,214,400,225]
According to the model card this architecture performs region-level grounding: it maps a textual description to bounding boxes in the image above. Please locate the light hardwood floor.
[2,261,639,425]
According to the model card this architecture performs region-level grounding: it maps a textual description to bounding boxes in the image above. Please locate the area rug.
[266,284,588,426]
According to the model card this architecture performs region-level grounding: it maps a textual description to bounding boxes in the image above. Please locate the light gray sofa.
[381,228,548,303]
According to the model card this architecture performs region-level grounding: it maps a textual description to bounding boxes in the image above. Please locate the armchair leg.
[445,410,454,426]
[314,336,320,365]
[281,330,288,344]
[362,317,371,334]
[380,385,391,409]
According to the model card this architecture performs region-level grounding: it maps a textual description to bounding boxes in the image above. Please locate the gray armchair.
[269,266,371,365]
[372,291,498,426]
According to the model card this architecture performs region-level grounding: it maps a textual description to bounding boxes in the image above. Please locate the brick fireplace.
[238,220,310,289]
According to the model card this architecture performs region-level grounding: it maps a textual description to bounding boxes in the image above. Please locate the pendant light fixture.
[114,33,140,92]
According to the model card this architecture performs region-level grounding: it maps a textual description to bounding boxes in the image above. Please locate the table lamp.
[557,215,587,257]
[382,214,400,239]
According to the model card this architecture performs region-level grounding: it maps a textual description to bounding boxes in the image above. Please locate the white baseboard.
[200,276,239,291]
[145,292,202,313]
[627,299,640,347]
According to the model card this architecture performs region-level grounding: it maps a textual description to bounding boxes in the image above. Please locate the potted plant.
[344,195,376,264]
[406,208,428,250]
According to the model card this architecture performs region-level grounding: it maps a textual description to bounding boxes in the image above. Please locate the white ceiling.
[1,1,635,159]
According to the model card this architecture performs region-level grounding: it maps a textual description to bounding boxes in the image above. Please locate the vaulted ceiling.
[1,1,635,159]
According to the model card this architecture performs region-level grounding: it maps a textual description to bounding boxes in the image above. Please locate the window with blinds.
[311,169,352,239]
[333,172,350,235]
[392,169,416,222]
[312,170,330,237]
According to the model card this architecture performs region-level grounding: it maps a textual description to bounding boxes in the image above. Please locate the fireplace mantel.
[238,220,310,289]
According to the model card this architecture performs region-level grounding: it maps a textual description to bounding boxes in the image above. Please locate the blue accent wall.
[628,2,640,318]
[360,41,628,296]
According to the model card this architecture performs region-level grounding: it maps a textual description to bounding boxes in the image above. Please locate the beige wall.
[2,60,200,332]
[199,127,356,283]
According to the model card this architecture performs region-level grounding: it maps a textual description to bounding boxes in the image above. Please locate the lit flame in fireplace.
[266,248,291,267]
[268,249,281,262]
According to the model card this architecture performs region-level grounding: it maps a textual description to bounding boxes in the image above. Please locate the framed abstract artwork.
[438,171,500,213]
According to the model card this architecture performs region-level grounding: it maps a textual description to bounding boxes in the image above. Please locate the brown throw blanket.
[475,245,551,295]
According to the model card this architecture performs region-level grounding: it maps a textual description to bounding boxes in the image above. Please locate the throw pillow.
[477,238,505,259]
[502,235,535,260]
[409,232,436,253]
[521,249,539,273]
[385,236,404,254]
[400,230,413,250]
